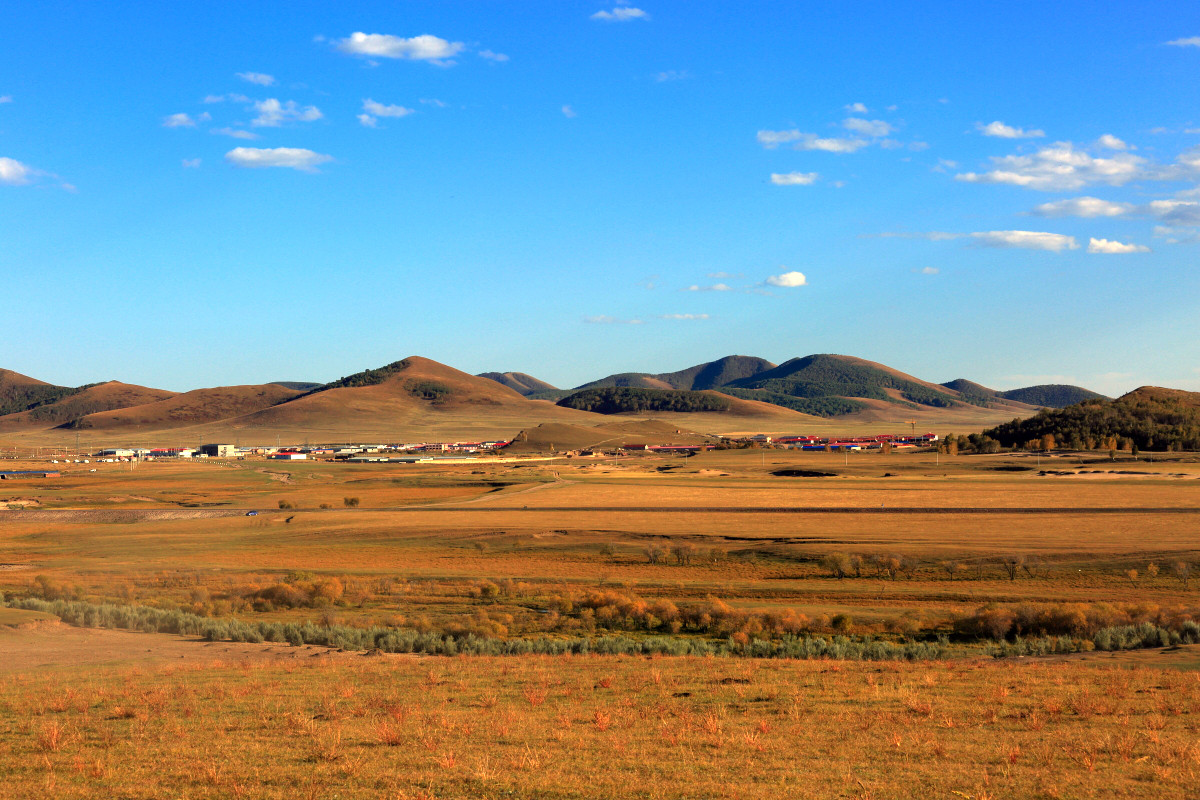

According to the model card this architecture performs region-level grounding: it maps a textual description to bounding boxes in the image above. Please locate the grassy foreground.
[2,653,1199,799]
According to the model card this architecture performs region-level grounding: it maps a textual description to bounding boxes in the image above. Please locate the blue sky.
[3,1,1199,394]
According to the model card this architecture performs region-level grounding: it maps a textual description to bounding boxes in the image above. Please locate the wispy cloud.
[0,95,12,104]
[1166,36,1200,47]
[765,270,807,287]
[917,266,939,275]
[478,49,509,62]
[561,105,577,118]
[336,32,465,63]
[976,120,1044,139]
[844,102,868,114]
[970,230,1079,251]
[1096,134,1130,151]
[1087,237,1150,254]
[211,126,259,140]
[654,70,690,82]
[1030,196,1133,217]
[843,118,892,137]
[163,112,210,128]
[770,171,818,186]
[251,99,322,127]
[358,99,415,128]
[660,313,710,320]
[236,71,276,86]
[584,315,643,324]
[685,283,732,292]
[956,142,1147,190]
[224,147,333,172]
[0,156,38,185]
[757,129,869,153]
[591,7,649,21]
[182,158,202,169]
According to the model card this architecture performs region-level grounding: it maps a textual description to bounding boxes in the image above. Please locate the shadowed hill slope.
[0,381,177,429]
[1000,384,1107,408]
[59,385,302,431]
[0,369,88,417]
[477,372,558,396]
[572,355,776,393]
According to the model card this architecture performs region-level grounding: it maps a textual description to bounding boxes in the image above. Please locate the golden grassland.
[0,649,1198,799]
[1,449,1199,634]
[2,448,1200,797]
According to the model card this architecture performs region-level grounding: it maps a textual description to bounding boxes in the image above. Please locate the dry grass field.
[2,446,1199,797]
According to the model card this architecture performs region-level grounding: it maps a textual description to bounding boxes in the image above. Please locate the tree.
[670,543,696,566]
[821,552,853,580]
[1146,562,1159,581]
[1172,561,1192,588]
[343,496,360,508]
[644,544,667,564]
[942,560,963,581]
[1125,568,1139,587]
[1000,555,1024,582]
[1040,433,1056,452]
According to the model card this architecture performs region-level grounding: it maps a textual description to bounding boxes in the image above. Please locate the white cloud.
[845,102,868,114]
[591,7,649,21]
[211,127,259,140]
[562,105,577,118]
[660,313,710,320]
[357,114,377,128]
[1030,196,1133,217]
[478,50,509,62]
[843,117,892,137]
[654,70,690,82]
[336,32,465,62]
[757,129,869,153]
[707,271,741,279]
[685,283,732,292]
[0,95,11,104]
[1087,237,1150,254]
[584,315,643,324]
[956,142,1147,190]
[976,120,1044,139]
[363,99,414,118]
[0,156,37,185]
[163,112,198,128]
[182,158,202,169]
[1148,200,1200,225]
[251,98,323,127]
[970,230,1079,251]
[770,171,818,186]
[919,266,939,274]
[1166,36,1200,47]
[875,231,961,241]
[202,94,226,104]
[766,270,808,287]
[1096,134,1130,151]
[224,147,333,172]
[420,98,448,108]
[236,71,276,86]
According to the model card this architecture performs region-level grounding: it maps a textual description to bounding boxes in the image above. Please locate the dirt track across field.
[0,509,261,523]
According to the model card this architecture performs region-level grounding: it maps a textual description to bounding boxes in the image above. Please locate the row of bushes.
[954,602,1200,640]
[987,621,1200,657]
[2,596,948,661]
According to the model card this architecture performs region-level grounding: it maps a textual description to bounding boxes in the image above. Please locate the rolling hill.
[0,381,177,430]
[941,379,1106,409]
[477,372,558,397]
[573,355,776,393]
[59,384,302,431]
[984,386,1200,451]
[0,369,88,417]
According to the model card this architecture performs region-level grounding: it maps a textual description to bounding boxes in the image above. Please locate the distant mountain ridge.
[940,379,1106,409]
[476,372,558,397]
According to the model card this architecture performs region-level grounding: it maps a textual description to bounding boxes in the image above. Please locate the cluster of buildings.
[88,440,513,462]
[743,432,939,451]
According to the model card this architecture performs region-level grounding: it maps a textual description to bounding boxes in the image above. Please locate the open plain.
[1,445,1199,797]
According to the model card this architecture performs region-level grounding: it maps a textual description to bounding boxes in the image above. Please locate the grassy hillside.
[477,371,559,396]
[0,369,89,417]
[984,386,1200,450]
[1000,384,1107,408]
[573,355,776,393]
[59,385,302,431]
[0,382,177,429]
[727,354,961,412]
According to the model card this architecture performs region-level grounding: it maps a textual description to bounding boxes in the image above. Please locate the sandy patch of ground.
[0,623,421,674]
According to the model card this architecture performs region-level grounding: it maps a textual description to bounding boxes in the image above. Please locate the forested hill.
[1000,384,1106,408]
[556,387,733,414]
[984,387,1200,451]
